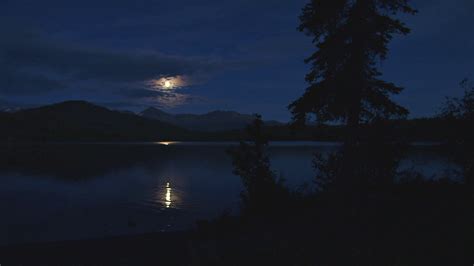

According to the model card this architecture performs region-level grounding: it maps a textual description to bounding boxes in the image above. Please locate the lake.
[0,142,461,245]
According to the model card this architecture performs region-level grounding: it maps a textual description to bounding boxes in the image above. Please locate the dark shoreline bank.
[0,231,190,266]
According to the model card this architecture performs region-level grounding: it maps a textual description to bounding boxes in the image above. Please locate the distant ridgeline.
[139,107,282,132]
[0,101,189,142]
[0,101,462,142]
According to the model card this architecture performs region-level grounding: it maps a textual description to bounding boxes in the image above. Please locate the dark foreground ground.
[0,232,191,266]
[1,170,472,266]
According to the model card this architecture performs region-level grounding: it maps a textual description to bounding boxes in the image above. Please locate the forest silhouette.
[195,0,472,264]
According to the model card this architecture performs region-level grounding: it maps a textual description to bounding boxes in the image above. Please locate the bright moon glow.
[150,76,188,90]
[147,76,190,107]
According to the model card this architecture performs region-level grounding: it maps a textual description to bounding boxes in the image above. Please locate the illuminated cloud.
[147,75,190,91]
[145,91,194,108]
[0,26,220,97]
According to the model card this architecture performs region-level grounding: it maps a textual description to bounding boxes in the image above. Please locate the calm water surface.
[0,142,460,245]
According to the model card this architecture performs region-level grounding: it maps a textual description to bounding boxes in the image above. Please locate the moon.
[150,76,187,90]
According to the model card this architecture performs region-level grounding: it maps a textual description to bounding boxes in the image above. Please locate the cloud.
[0,26,220,98]
[0,67,66,95]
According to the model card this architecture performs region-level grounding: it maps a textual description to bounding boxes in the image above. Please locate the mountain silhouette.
[0,101,189,141]
[140,107,282,131]
[0,99,30,113]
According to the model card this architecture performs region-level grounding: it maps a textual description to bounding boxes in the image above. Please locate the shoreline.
[0,140,442,146]
[0,231,190,265]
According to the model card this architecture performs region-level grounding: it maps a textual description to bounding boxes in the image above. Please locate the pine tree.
[290,0,416,130]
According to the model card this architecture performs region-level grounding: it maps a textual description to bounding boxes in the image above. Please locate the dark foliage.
[290,0,416,128]
[192,142,471,265]
[205,110,471,264]
[439,79,474,121]
[227,115,290,216]
[438,79,474,144]
[314,120,406,192]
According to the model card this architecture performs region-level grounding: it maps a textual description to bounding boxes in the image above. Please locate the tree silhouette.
[289,0,416,131]
[439,78,474,185]
[228,114,289,215]
[440,79,474,122]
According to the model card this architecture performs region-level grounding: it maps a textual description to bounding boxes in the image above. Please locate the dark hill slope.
[0,101,190,141]
[140,107,282,131]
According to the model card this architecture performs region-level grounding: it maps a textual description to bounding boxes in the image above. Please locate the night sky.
[1,0,473,121]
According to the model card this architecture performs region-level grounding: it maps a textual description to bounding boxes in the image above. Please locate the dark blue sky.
[1,0,472,121]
